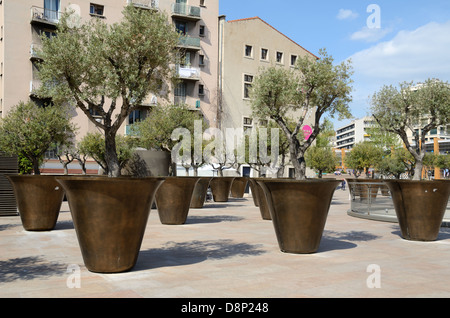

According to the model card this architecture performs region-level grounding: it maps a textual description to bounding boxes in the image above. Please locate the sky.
[219,0,450,129]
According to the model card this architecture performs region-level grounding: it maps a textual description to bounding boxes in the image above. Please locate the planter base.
[257,179,339,254]
[190,177,212,208]
[7,175,64,231]
[57,176,164,273]
[156,177,199,225]
[209,177,235,202]
[384,180,450,241]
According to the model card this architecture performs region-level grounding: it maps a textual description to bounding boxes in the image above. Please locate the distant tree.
[251,49,353,179]
[435,154,450,171]
[0,101,76,174]
[36,6,180,177]
[377,147,415,179]
[131,104,206,175]
[345,142,384,177]
[78,132,135,174]
[305,146,339,178]
[371,79,450,180]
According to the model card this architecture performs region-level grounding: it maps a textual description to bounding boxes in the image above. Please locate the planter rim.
[55,176,165,181]
[254,178,339,183]
[383,179,450,183]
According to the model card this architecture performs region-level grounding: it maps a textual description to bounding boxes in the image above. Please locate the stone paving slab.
[1,187,450,299]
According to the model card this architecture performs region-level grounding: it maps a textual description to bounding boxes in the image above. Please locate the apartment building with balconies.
[0,0,219,145]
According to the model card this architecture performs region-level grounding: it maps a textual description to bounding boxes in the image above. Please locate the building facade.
[0,0,219,141]
[218,16,317,132]
[335,116,376,150]
[217,16,318,177]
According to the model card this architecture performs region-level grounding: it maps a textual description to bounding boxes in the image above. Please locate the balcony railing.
[31,6,61,26]
[127,0,159,10]
[30,43,42,60]
[171,3,201,20]
[178,36,201,50]
[177,66,200,81]
[30,80,42,95]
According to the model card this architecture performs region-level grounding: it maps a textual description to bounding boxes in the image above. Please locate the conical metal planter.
[190,177,212,208]
[247,178,260,207]
[251,178,271,220]
[56,176,164,273]
[257,178,340,254]
[209,177,235,202]
[7,175,64,231]
[384,179,450,241]
[155,177,199,224]
[230,177,248,198]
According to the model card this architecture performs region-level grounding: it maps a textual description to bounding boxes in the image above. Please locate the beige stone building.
[0,0,219,143]
[218,16,318,177]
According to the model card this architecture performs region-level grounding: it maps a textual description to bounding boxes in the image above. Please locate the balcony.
[171,3,201,21]
[30,43,43,61]
[31,6,60,27]
[30,80,42,96]
[178,36,201,50]
[127,0,159,10]
[177,66,200,81]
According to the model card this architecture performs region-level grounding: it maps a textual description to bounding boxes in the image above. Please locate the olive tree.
[0,101,76,174]
[131,104,207,175]
[250,49,353,179]
[36,6,180,177]
[78,132,135,175]
[344,141,384,177]
[371,79,450,180]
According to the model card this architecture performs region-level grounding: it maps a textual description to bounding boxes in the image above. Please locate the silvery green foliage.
[371,79,450,179]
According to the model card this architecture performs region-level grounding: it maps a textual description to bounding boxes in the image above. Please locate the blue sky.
[219,0,450,128]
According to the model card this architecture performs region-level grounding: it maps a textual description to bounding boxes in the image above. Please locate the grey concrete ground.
[1,186,450,299]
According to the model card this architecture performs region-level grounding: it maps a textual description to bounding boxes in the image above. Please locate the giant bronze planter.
[350,178,380,202]
[256,181,271,220]
[155,177,199,224]
[56,176,164,273]
[257,178,340,254]
[209,177,235,202]
[7,175,64,231]
[384,180,450,241]
[190,177,212,208]
[230,177,248,198]
[247,178,260,207]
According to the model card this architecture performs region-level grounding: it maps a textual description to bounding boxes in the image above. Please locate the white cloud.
[351,27,392,43]
[350,21,450,82]
[337,9,358,20]
[347,20,450,119]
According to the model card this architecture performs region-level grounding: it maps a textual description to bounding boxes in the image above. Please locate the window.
[276,51,283,63]
[44,0,60,21]
[199,25,205,37]
[200,0,206,6]
[243,117,253,133]
[175,82,187,104]
[199,84,205,96]
[291,54,297,66]
[261,48,268,61]
[176,21,187,35]
[128,110,143,125]
[199,54,205,66]
[90,3,104,16]
[245,45,253,58]
[243,74,253,99]
[243,117,253,126]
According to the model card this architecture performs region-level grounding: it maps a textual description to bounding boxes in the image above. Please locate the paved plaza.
[1,183,450,299]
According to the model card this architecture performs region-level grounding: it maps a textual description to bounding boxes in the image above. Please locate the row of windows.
[336,124,355,135]
[244,45,298,66]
